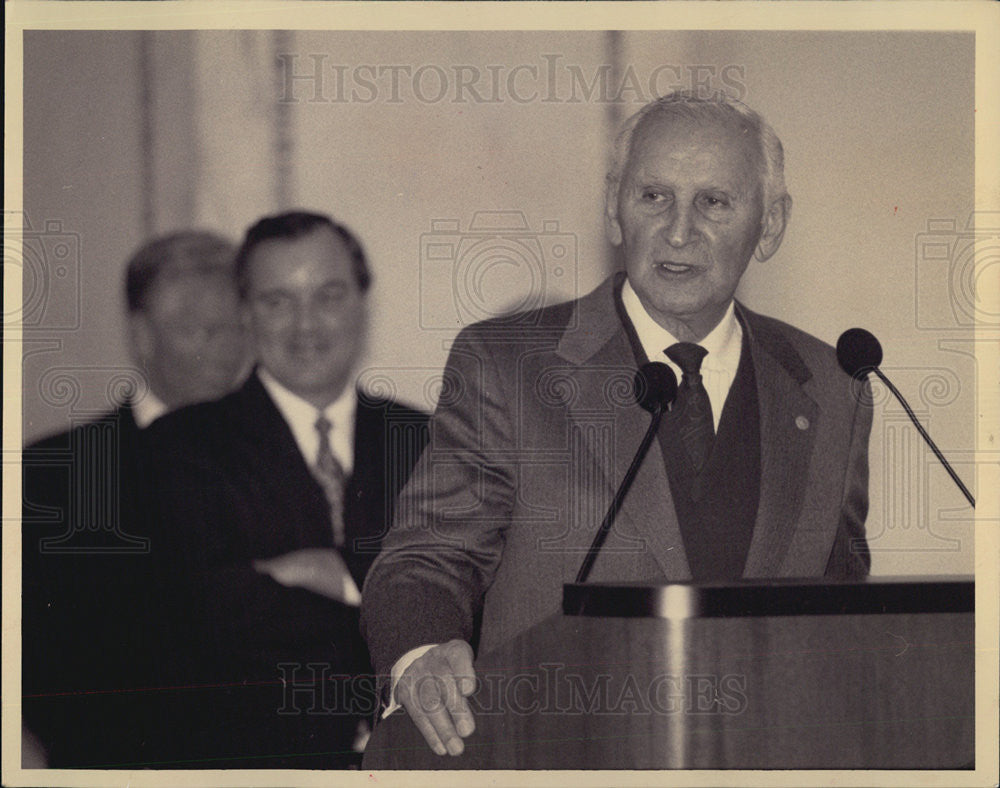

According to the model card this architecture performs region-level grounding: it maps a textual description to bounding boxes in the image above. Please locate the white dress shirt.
[621,279,743,431]
[257,368,362,605]
[132,390,168,429]
[258,368,356,474]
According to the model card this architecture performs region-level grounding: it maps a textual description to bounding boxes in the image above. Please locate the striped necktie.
[313,414,346,547]
[665,342,715,473]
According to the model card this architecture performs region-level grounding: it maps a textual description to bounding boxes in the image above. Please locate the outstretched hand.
[396,639,477,756]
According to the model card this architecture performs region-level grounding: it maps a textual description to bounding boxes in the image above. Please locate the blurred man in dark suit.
[22,231,247,767]
[146,211,429,768]
[361,91,873,758]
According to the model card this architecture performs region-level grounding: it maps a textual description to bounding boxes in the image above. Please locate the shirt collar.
[257,367,357,471]
[133,390,168,429]
[621,278,742,372]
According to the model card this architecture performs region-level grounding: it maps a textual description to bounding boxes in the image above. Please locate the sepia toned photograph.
[4,3,997,786]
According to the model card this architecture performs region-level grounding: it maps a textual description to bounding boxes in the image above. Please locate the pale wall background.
[20,30,976,574]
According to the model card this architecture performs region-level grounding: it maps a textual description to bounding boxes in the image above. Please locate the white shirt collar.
[621,278,742,373]
[257,368,357,473]
[621,279,743,432]
[133,390,168,429]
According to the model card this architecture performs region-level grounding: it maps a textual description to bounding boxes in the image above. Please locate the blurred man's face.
[243,226,367,409]
[136,275,248,408]
[607,114,779,342]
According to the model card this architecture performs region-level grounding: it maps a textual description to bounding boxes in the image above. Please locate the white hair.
[607,90,788,208]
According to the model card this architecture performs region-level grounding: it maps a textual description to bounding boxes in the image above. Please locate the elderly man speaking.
[361,91,872,757]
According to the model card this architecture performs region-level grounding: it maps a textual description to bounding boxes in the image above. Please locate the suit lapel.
[348,396,386,540]
[552,291,822,581]
[236,372,334,550]
[239,372,308,470]
[557,277,690,581]
[738,306,819,578]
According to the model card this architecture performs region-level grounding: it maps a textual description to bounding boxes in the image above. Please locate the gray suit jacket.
[361,275,872,675]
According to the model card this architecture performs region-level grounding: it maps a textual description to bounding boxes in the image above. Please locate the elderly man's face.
[138,275,247,408]
[243,226,367,409]
[608,114,784,341]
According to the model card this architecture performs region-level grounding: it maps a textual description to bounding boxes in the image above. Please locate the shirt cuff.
[342,573,362,607]
[381,643,438,718]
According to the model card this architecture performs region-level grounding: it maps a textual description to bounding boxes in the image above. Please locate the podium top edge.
[562,577,974,619]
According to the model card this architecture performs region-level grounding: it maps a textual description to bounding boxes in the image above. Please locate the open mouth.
[656,262,697,274]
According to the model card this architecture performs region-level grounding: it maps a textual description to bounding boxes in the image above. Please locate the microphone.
[634,361,679,414]
[836,328,974,508]
[836,328,883,377]
[574,363,678,585]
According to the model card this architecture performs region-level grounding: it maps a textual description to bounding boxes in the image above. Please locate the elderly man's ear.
[128,313,155,366]
[604,181,624,248]
[754,194,792,262]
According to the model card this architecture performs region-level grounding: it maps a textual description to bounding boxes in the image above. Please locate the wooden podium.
[363,577,974,769]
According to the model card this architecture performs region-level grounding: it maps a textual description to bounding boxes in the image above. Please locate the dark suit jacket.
[145,372,428,768]
[21,404,159,767]
[361,275,872,677]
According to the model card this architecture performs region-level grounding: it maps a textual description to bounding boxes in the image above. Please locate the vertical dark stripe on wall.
[605,30,625,165]
[272,30,294,211]
[177,31,197,230]
[138,31,155,237]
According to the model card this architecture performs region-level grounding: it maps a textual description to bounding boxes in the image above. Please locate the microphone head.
[634,362,678,413]
[836,328,883,377]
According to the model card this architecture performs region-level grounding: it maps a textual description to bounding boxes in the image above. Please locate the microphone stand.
[872,367,976,508]
[575,402,667,586]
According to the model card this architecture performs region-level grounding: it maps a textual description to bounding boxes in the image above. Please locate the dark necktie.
[313,414,346,547]
[665,342,714,472]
